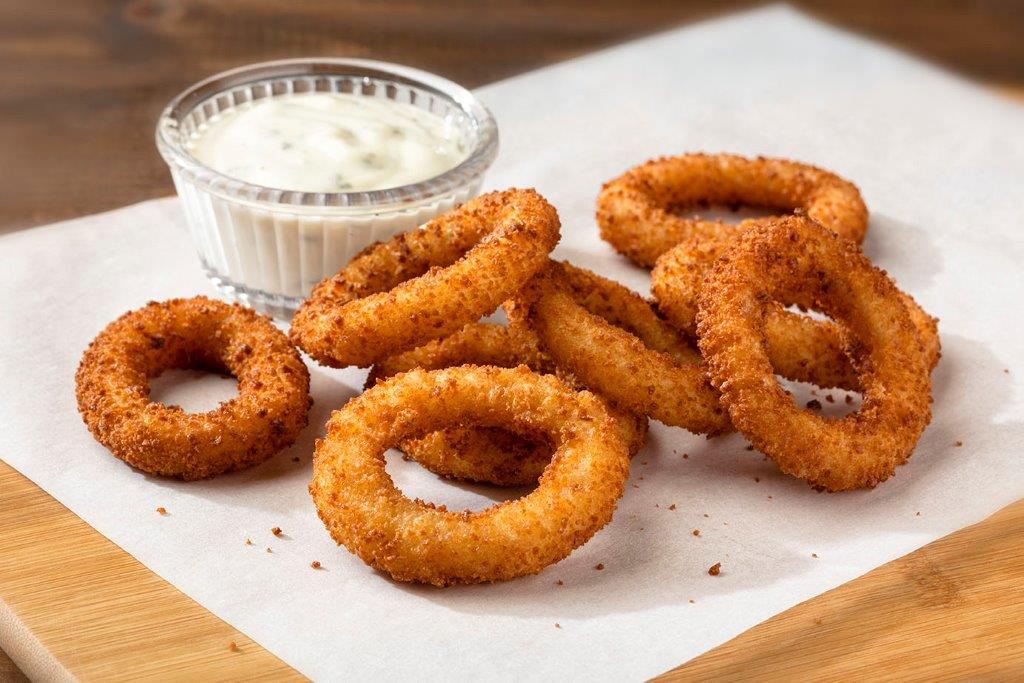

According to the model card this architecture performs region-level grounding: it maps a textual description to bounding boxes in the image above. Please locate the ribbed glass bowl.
[156,58,498,319]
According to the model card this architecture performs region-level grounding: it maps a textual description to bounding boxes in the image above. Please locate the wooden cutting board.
[2,458,1023,681]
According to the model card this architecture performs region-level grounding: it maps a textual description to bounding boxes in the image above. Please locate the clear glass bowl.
[156,58,498,319]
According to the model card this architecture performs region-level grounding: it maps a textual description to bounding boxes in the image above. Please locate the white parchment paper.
[3,6,1023,680]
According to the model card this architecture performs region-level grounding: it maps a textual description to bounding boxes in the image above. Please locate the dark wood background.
[1,0,1023,233]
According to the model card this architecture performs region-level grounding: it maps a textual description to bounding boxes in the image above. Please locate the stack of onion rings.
[368,322,648,486]
[696,216,933,491]
[652,225,941,389]
[511,261,730,435]
[75,296,311,480]
[597,153,868,268]
[290,189,560,368]
[310,365,631,585]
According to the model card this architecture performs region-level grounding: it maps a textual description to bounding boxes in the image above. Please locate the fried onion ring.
[652,225,941,390]
[75,296,311,480]
[597,153,868,267]
[511,261,730,435]
[696,216,934,491]
[310,366,631,585]
[368,322,647,486]
[290,189,560,368]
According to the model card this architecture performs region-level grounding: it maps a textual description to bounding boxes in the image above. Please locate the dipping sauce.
[187,93,470,192]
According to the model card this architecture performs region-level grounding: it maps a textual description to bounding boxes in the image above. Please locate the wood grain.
[2,0,1023,233]
[0,462,300,682]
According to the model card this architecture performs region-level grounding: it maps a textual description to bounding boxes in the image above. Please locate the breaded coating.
[290,189,560,368]
[696,216,934,491]
[310,366,631,585]
[75,296,311,480]
[652,226,940,389]
[597,153,867,268]
[512,261,730,435]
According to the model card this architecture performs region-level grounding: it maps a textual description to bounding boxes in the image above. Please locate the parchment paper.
[3,6,1023,680]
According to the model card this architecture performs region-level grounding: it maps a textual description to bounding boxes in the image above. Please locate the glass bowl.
[156,58,498,319]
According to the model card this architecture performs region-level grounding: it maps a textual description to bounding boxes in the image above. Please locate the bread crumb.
[845,394,854,404]
[556,580,563,586]
[265,547,272,553]
[244,538,252,546]
[228,641,239,652]
[955,440,963,447]
[916,511,921,516]
[682,453,689,459]
[745,445,754,451]
[692,529,700,536]
[708,562,721,576]
[311,561,321,569]
[594,563,604,571]
[703,513,709,518]
[271,526,283,536]
[555,623,561,629]
[806,399,823,411]
[156,507,167,515]
[668,504,677,511]
[811,553,818,558]
[825,394,834,403]
[688,599,695,604]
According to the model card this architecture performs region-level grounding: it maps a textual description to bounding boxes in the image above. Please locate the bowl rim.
[155,57,498,210]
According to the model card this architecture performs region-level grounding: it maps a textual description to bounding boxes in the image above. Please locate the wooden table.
[3,2,1023,679]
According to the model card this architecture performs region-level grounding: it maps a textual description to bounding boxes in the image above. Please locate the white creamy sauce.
[187,93,469,192]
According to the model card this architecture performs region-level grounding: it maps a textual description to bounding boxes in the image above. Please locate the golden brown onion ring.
[597,153,868,268]
[696,216,934,492]
[290,189,560,368]
[75,296,311,480]
[511,261,730,435]
[652,225,940,390]
[310,366,631,585]
[368,322,647,486]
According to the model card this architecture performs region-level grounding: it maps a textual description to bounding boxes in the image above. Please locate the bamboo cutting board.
[2,87,1023,683]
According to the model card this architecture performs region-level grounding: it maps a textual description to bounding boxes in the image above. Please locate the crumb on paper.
[708,563,721,576]
[955,440,963,447]
[767,495,773,500]
[266,547,272,553]
[632,484,640,489]
[668,504,677,511]
[806,399,823,411]
[245,538,252,546]
[228,641,239,652]
[825,394,834,403]
[916,511,921,516]
[1004,368,1009,374]
[682,453,689,459]
[703,513,709,518]
[692,529,700,537]
[688,599,695,604]
[156,506,167,515]
[271,526,283,536]
[812,552,818,558]
[555,623,561,629]
[745,445,754,451]
[311,561,321,569]
[594,563,604,571]
[845,394,854,404]
[556,580,563,586]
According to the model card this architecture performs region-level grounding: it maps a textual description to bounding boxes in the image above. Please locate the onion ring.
[75,296,312,480]
[652,225,941,389]
[511,261,730,435]
[310,365,631,585]
[695,216,934,491]
[290,189,560,368]
[596,153,868,268]
[368,322,648,486]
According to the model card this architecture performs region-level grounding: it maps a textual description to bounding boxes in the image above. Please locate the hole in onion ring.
[383,448,536,512]
[666,203,777,225]
[148,367,238,413]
